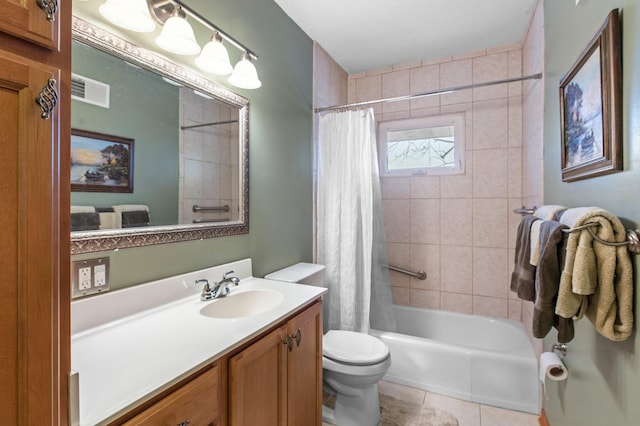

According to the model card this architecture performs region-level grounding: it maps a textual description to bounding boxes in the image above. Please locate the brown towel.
[71,212,100,231]
[510,215,539,301]
[532,220,573,343]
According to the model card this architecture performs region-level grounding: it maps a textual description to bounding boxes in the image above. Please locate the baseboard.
[539,409,550,426]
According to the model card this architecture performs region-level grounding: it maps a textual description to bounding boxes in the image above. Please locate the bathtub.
[370,305,540,414]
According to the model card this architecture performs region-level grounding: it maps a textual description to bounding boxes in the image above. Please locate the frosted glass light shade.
[155,14,201,56]
[228,53,262,89]
[99,0,156,33]
[195,35,233,76]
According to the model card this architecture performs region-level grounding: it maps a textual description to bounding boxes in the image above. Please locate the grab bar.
[385,264,427,280]
[192,204,230,213]
[193,218,230,223]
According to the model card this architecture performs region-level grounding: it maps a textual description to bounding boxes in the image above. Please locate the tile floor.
[323,380,540,426]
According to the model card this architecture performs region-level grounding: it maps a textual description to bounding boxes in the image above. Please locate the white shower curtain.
[317,108,395,333]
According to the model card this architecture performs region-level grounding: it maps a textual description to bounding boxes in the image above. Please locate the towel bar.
[513,206,537,215]
[563,223,640,254]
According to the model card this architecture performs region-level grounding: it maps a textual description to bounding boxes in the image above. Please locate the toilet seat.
[323,330,389,365]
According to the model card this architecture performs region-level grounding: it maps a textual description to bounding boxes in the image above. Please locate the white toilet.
[265,263,391,426]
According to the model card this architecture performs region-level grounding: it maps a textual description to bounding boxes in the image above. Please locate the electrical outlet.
[72,257,110,298]
[94,264,106,287]
[78,267,91,290]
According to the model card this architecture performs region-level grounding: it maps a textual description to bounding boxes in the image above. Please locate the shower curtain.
[317,108,396,333]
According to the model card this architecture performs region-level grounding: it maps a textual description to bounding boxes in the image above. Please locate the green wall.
[71,41,180,226]
[543,1,640,425]
[72,0,314,288]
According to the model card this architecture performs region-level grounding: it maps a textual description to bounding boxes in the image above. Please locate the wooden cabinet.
[0,0,59,49]
[228,301,323,426]
[122,365,220,426]
[0,1,70,425]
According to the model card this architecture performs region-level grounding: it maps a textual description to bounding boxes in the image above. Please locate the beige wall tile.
[383,199,411,243]
[440,59,472,105]
[440,199,473,246]
[508,147,523,198]
[382,176,411,199]
[472,198,508,248]
[440,245,473,294]
[473,98,509,150]
[441,292,473,314]
[508,96,524,147]
[411,175,441,199]
[411,289,440,309]
[410,64,440,110]
[473,247,509,298]
[509,299,523,321]
[440,151,473,199]
[472,149,509,198]
[382,70,411,114]
[472,53,508,100]
[473,295,508,318]
[392,286,410,306]
[410,199,441,244]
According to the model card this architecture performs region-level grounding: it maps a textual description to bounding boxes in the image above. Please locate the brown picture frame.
[71,129,134,193]
[559,9,622,182]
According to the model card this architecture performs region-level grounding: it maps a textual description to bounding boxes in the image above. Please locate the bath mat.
[323,393,458,426]
[379,394,459,426]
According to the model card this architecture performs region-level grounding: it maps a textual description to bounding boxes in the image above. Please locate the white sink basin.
[199,289,284,319]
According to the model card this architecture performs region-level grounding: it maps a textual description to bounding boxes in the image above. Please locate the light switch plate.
[72,257,110,299]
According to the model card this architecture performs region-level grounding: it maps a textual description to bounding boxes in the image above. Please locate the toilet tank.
[265,262,325,287]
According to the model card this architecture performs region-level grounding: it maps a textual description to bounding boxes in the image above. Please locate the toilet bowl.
[265,263,391,426]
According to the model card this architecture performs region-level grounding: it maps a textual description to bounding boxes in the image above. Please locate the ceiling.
[273,0,538,74]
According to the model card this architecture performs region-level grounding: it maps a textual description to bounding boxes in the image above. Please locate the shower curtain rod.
[314,72,542,113]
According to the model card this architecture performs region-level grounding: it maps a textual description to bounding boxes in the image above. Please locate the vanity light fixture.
[99,0,156,33]
[97,0,262,88]
[155,7,201,55]
[195,32,233,76]
[228,52,262,90]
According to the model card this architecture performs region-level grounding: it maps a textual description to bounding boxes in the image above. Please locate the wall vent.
[71,73,110,109]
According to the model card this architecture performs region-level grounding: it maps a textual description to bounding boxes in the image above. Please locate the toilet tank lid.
[264,262,325,282]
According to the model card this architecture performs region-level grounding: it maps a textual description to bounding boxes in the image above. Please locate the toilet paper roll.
[539,352,568,398]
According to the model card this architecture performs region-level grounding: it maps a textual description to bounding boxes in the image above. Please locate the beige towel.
[112,204,150,213]
[529,219,543,266]
[98,212,121,229]
[557,207,634,342]
[71,205,96,213]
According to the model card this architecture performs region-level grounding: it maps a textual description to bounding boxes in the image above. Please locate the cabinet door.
[122,366,219,426]
[0,54,62,425]
[229,325,288,426]
[287,302,323,426]
[0,0,58,49]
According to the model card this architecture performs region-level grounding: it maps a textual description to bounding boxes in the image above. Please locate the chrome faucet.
[210,270,240,299]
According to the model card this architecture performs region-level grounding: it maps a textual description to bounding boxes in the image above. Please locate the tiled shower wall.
[313,1,543,324]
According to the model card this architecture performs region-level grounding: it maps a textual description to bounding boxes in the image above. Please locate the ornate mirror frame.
[71,17,249,254]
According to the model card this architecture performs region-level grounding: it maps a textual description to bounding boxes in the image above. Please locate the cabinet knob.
[36,0,58,22]
[35,78,58,120]
[291,328,302,347]
[177,420,190,426]
[283,336,293,352]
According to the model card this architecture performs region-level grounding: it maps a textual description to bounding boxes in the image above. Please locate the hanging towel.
[534,205,568,221]
[71,205,97,214]
[511,215,539,301]
[112,204,150,213]
[558,207,634,342]
[71,212,100,231]
[532,220,574,343]
[529,219,543,266]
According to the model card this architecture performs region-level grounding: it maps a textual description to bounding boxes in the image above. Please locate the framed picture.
[559,9,622,182]
[71,129,134,193]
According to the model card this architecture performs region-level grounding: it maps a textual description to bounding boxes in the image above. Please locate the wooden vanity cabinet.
[228,301,323,426]
[122,365,220,426]
[0,1,70,425]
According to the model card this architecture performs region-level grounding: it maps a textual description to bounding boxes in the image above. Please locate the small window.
[378,114,465,176]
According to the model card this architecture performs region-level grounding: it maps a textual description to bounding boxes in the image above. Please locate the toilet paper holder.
[552,343,567,357]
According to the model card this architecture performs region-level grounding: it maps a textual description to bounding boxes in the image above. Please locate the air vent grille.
[71,73,110,109]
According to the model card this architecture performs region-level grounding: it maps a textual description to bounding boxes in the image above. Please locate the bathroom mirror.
[70,16,249,254]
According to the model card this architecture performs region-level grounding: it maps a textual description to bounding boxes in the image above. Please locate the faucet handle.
[223,270,235,280]
[195,279,214,301]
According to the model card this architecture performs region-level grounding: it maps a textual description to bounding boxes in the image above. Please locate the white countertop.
[71,259,326,426]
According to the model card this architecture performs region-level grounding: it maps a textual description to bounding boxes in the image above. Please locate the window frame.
[377,113,466,177]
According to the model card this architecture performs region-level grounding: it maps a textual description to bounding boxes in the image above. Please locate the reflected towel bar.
[193,218,230,223]
[192,204,230,212]
[386,264,427,280]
